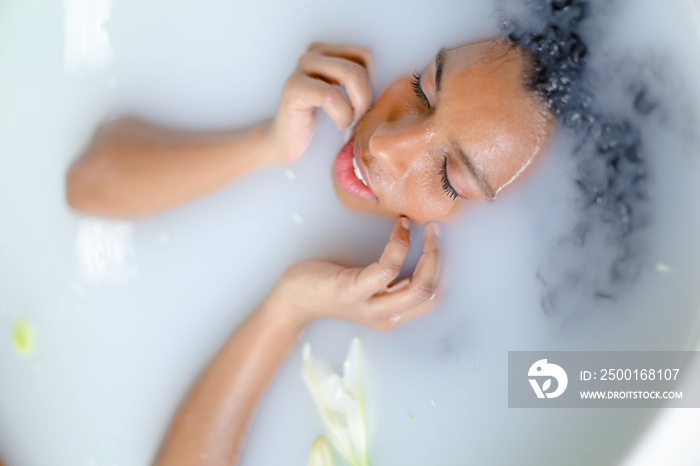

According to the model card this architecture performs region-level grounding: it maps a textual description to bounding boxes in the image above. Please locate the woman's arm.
[154,219,441,465]
[66,118,274,218]
[154,297,303,465]
[66,43,373,218]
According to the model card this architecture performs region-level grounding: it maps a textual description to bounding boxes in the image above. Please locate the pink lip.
[334,138,377,201]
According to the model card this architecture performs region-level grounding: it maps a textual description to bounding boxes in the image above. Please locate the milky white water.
[1,0,699,465]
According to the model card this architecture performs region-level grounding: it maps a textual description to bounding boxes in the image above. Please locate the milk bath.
[1,0,700,465]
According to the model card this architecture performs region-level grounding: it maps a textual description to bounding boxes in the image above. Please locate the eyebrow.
[435,48,448,92]
[451,141,496,201]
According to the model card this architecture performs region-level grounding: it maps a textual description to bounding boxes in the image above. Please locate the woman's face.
[332,40,552,222]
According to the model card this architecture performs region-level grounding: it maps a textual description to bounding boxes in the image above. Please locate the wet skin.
[333,40,552,222]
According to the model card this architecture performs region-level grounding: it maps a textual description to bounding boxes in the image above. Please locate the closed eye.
[410,72,431,109]
[440,157,461,201]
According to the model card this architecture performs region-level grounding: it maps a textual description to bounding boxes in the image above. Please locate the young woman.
[65,39,552,465]
[66,40,551,221]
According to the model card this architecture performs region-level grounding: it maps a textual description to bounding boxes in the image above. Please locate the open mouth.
[352,157,369,187]
[333,139,376,201]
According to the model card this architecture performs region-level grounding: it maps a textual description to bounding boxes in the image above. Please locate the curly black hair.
[502,0,654,314]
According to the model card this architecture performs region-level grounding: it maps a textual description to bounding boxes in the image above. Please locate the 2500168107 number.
[600,369,680,381]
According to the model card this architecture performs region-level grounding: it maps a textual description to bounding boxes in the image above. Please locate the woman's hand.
[156,218,438,465]
[265,218,441,331]
[266,42,373,164]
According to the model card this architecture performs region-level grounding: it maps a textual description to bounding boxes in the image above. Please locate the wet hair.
[500,0,654,315]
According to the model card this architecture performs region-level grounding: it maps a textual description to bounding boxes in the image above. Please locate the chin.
[332,178,385,217]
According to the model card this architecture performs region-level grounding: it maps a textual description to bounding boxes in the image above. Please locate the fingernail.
[431,222,441,238]
[400,217,410,230]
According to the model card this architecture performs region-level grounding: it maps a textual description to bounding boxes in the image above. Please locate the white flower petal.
[301,338,369,466]
[308,437,336,466]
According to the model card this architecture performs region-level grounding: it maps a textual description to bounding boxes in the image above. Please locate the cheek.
[407,191,459,221]
[403,196,461,221]
[333,165,462,221]
[386,169,461,221]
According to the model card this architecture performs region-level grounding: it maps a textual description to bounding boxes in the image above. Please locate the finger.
[307,43,375,104]
[307,42,373,70]
[283,72,355,130]
[375,296,440,332]
[354,217,411,295]
[411,222,441,291]
[298,54,372,124]
[365,266,445,332]
[384,279,444,329]
[369,222,441,310]
[385,277,411,293]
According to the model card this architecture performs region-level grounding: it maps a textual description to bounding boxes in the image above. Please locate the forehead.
[437,42,544,193]
[446,41,501,68]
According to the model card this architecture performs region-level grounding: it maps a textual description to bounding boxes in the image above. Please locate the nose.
[368,120,430,176]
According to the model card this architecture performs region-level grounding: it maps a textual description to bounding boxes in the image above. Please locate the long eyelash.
[410,72,431,109]
[440,158,460,201]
